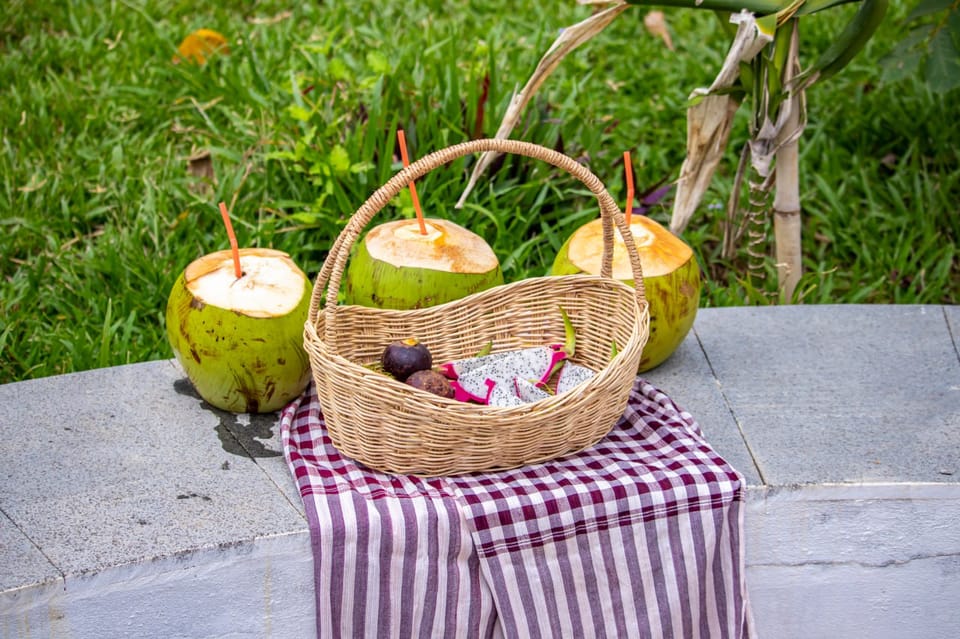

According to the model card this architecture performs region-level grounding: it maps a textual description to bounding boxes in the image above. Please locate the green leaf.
[795,0,860,15]
[350,161,375,174]
[98,298,113,369]
[328,145,352,174]
[366,50,390,75]
[286,104,312,122]
[925,26,960,92]
[906,0,954,22]
[328,58,350,81]
[950,8,960,47]
[290,211,323,225]
[882,49,924,82]
[625,0,786,15]
[880,28,927,81]
[738,61,756,93]
[794,0,889,88]
[264,150,298,162]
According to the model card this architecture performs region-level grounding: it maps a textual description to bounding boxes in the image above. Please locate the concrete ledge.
[2,305,959,638]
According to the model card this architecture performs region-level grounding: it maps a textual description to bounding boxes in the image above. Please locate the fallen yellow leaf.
[173,28,229,65]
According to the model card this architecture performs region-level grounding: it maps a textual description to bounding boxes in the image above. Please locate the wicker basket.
[303,138,649,476]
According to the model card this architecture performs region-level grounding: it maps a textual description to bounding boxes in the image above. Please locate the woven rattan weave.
[303,138,649,475]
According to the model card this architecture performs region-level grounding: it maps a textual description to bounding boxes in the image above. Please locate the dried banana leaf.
[455,2,629,208]
[669,11,772,234]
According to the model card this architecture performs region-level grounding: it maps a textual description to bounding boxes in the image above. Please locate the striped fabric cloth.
[281,378,753,639]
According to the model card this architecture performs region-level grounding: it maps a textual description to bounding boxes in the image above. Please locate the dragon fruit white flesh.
[448,346,566,405]
[449,360,596,406]
[449,363,500,403]
[486,379,526,407]
[514,377,552,403]
[448,369,527,406]
[439,345,564,380]
[442,305,583,406]
[555,362,597,395]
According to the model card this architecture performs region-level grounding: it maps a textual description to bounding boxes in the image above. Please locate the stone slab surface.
[0,360,307,581]
[643,327,762,486]
[744,482,960,639]
[167,369,303,513]
[0,513,60,595]
[3,304,960,639]
[945,304,960,353]
[694,304,960,485]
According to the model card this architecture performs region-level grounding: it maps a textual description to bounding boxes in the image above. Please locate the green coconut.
[165,248,311,413]
[551,215,701,372]
[344,218,504,309]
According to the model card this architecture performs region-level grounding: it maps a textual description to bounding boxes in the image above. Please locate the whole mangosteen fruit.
[381,338,432,381]
[405,369,455,399]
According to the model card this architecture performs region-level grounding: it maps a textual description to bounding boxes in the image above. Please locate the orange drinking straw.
[623,151,635,226]
[218,201,243,279]
[397,129,428,235]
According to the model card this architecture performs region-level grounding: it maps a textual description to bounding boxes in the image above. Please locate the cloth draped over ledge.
[281,378,753,639]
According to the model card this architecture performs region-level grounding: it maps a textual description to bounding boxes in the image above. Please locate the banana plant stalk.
[731,17,806,300]
[772,23,804,302]
[735,0,888,301]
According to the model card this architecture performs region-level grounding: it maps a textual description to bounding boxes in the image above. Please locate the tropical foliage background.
[1,0,957,383]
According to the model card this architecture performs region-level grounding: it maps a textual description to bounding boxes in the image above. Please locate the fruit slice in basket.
[439,345,565,383]
[344,217,504,309]
[555,362,596,394]
[440,305,591,406]
[445,355,597,406]
[447,349,564,404]
[515,377,553,403]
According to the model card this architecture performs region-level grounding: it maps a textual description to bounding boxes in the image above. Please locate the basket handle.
[308,138,647,331]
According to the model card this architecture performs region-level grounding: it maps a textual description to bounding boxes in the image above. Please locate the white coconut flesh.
[184,249,306,318]
[364,219,499,273]
[566,217,693,279]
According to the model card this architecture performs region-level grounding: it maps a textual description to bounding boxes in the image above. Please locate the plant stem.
[773,23,804,303]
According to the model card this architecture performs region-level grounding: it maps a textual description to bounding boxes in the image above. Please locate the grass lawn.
[1,0,958,383]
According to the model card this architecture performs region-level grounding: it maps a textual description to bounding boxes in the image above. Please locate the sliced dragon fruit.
[449,364,499,403]
[486,379,526,407]
[450,370,526,406]
[448,345,566,406]
[514,378,552,403]
[555,362,597,395]
[440,345,566,383]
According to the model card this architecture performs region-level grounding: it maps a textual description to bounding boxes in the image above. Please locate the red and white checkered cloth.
[281,378,753,639]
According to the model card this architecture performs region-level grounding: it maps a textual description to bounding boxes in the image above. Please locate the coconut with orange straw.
[343,130,504,309]
[551,152,701,372]
[165,202,311,413]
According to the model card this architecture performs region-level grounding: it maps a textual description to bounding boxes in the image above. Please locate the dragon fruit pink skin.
[555,362,596,395]
[439,345,564,380]
[448,346,566,405]
[449,374,526,406]
[449,366,497,403]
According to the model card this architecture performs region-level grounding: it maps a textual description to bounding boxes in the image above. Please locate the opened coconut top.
[184,248,307,317]
[566,216,693,279]
[363,218,499,273]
